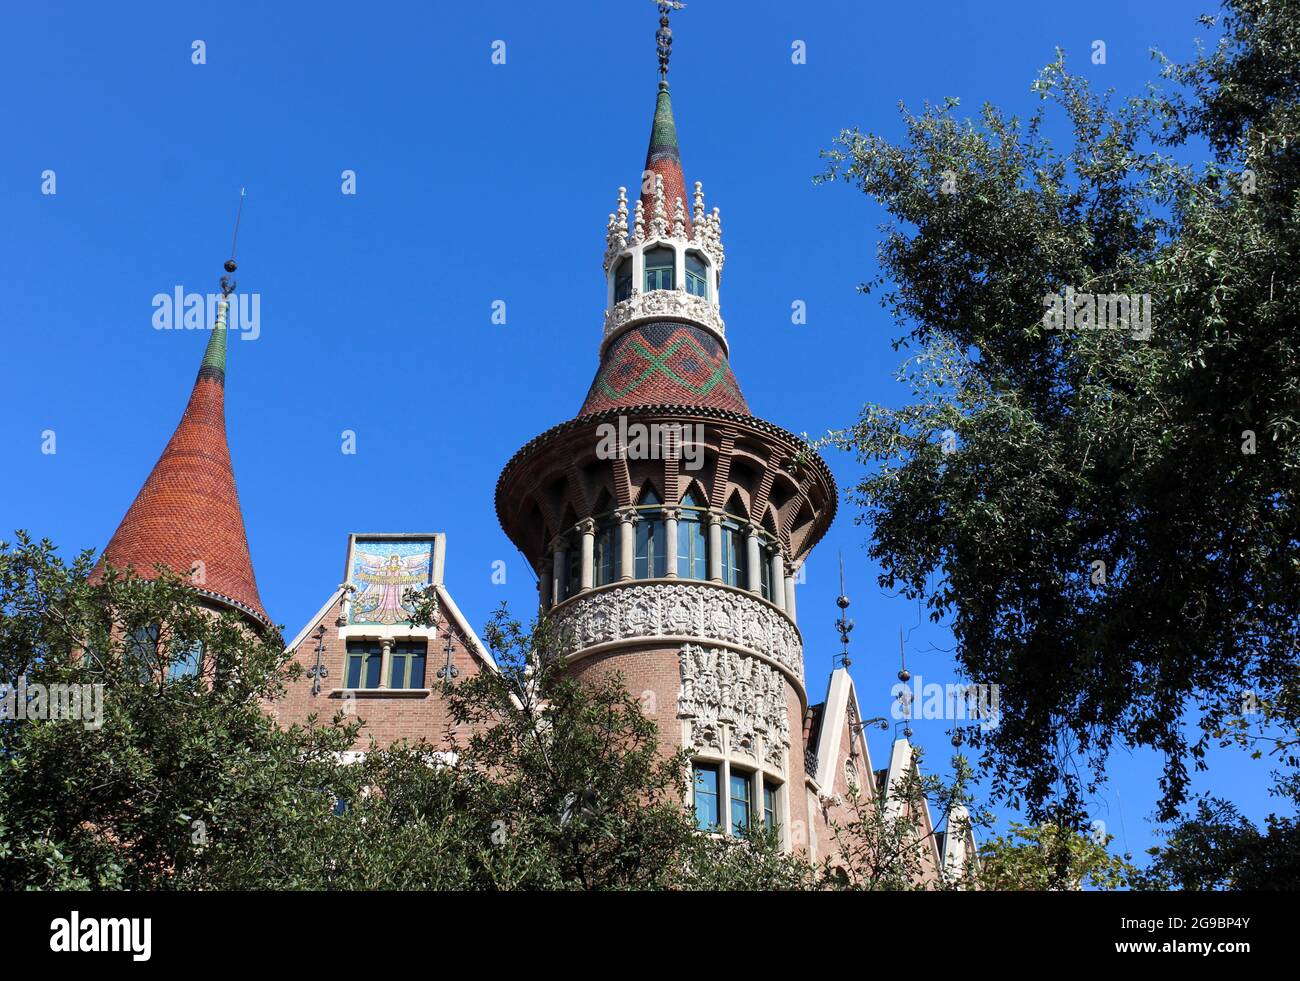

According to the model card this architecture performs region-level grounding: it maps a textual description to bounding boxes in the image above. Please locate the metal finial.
[653,1,686,82]
[833,552,854,669]
[220,187,245,297]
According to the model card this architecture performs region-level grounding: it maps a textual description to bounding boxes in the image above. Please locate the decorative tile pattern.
[580,321,749,415]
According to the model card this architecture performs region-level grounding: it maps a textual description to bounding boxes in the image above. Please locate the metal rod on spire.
[653,0,686,83]
[221,188,245,297]
[834,552,853,669]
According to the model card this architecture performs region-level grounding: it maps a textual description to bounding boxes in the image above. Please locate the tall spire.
[641,2,692,238]
[95,193,270,630]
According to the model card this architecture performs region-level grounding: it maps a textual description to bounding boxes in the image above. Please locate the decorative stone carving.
[552,580,803,684]
[603,289,726,341]
[678,643,790,770]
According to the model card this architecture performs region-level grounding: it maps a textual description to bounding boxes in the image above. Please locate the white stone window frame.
[691,749,788,851]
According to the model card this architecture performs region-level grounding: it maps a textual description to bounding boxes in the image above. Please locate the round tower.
[495,9,835,848]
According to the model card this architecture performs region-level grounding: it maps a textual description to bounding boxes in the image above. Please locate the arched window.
[644,246,675,292]
[614,256,633,303]
[677,489,708,580]
[635,487,666,578]
[685,251,709,298]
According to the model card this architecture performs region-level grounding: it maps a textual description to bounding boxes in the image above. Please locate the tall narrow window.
[693,763,720,832]
[763,780,779,832]
[729,770,752,835]
[635,488,666,579]
[759,543,773,601]
[594,517,616,586]
[346,641,383,689]
[677,490,708,580]
[720,518,748,588]
[644,246,675,292]
[614,256,633,303]
[388,640,427,689]
[685,251,709,298]
[564,545,581,600]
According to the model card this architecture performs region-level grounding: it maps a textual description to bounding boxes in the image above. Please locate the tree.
[0,532,360,890]
[1135,796,1300,890]
[976,822,1135,891]
[815,0,1300,828]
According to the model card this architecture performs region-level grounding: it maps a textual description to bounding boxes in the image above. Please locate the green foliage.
[975,822,1136,891]
[816,0,1300,825]
[1134,796,1300,890]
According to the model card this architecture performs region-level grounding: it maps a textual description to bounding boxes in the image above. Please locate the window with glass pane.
[594,520,616,586]
[127,624,160,680]
[644,246,675,292]
[677,512,707,579]
[720,519,747,588]
[169,640,203,680]
[388,640,427,689]
[614,257,633,303]
[730,770,753,835]
[685,252,708,298]
[759,544,773,600]
[346,641,383,689]
[634,490,665,579]
[565,545,581,599]
[763,780,779,832]
[693,763,720,831]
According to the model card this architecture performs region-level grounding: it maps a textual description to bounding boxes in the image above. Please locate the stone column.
[785,567,798,624]
[551,538,567,606]
[663,507,680,578]
[378,638,393,690]
[578,519,596,591]
[706,510,723,583]
[745,525,762,594]
[617,508,638,581]
[769,551,786,611]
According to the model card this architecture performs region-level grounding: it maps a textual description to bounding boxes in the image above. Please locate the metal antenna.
[220,188,245,297]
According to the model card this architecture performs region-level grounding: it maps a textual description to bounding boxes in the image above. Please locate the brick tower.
[495,5,845,852]
[95,258,271,633]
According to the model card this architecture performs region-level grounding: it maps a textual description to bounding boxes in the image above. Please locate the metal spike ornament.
[898,626,913,740]
[834,553,854,669]
[220,188,245,297]
[654,0,687,82]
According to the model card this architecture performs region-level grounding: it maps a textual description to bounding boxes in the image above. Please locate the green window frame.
[685,251,708,298]
[388,640,427,690]
[346,641,383,689]
[644,246,675,292]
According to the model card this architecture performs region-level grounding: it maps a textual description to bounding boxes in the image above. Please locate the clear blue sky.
[1,0,1279,862]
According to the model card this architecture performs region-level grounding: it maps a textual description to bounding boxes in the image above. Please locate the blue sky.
[1,0,1280,862]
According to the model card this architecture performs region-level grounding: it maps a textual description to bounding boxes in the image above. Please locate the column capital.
[616,506,641,525]
[661,506,682,521]
[576,517,597,535]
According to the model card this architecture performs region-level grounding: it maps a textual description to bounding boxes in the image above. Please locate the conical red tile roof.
[95,299,270,629]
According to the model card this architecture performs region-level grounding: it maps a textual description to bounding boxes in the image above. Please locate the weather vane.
[653,0,687,82]
[220,187,245,297]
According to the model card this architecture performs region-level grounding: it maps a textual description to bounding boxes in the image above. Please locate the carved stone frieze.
[552,580,803,684]
[678,643,790,770]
